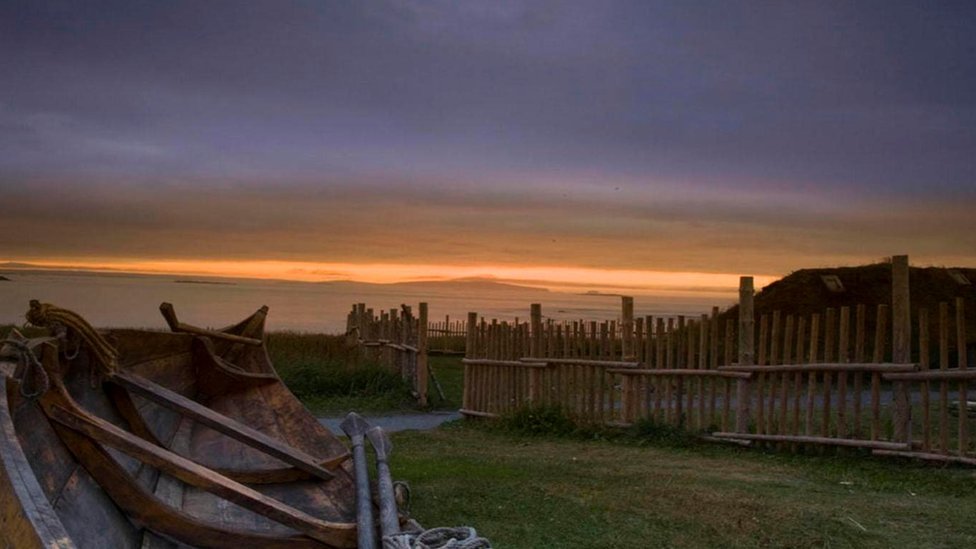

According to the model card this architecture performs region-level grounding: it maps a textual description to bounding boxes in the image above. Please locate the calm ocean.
[0,271,738,333]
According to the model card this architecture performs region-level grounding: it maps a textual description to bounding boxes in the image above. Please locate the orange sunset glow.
[0,258,777,294]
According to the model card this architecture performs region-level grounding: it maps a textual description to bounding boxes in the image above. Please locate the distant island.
[0,275,10,281]
[174,279,236,286]
[581,290,625,297]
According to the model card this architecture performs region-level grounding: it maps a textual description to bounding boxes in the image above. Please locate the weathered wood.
[956,297,968,454]
[805,313,820,436]
[520,358,640,368]
[779,315,793,435]
[767,310,780,435]
[837,307,849,438]
[939,301,950,452]
[791,316,805,436]
[709,307,720,429]
[891,255,912,443]
[919,308,931,450]
[46,405,356,547]
[720,363,917,373]
[852,304,866,438]
[872,304,887,441]
[711,432,911,451]
[736,277,754,432]
[463,312,477,410]
[757,313,768,435]
[111,371,342,481]
[160,303,263,346]
[822,308,835,438]
[723,318,733,431]
[621,297,634,360]
[607,369,752,379]
[417,303,429,407]
[461,359,546,368]
[0,375,74,549]
[458,408,498,418]
[871,449,976,466]
[529,305,542,359]
[2,304,370,549]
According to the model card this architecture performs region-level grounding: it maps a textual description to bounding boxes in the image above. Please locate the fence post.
[956,297,968,453]
[892,255,912,443]
[417,303,429,407]
[530,304,542,358]
[463,312,478,412]
[736,276,755,433]
[621,296,635,361]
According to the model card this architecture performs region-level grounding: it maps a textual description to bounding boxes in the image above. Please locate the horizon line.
[0,258,781,295]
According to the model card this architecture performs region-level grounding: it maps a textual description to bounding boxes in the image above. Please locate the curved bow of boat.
[1,304,361,549]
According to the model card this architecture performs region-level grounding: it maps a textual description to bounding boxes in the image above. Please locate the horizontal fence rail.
[459,256,975,465]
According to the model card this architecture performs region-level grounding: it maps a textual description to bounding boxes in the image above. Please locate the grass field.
[4,327,975,546]
[266,332,466,414]
[393,423,976,548]
[266,331,422,414]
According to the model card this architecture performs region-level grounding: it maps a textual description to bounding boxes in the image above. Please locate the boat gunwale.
[0,373,76,549]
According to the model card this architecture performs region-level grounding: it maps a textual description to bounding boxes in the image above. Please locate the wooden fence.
[460,256,976,465]
[345,302,431,405]
[426,316,467,355]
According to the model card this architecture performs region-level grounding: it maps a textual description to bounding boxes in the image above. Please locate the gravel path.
[319,410,462,434]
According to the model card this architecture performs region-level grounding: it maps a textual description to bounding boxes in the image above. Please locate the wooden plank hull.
[0,306,359,549]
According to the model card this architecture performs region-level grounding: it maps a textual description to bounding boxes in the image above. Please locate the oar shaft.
[350,437,376,549]
[341,413,378,549]
[375,457,399,537]
[366,426,400,539]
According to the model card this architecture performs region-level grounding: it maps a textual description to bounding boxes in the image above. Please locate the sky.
[1,1,974,292]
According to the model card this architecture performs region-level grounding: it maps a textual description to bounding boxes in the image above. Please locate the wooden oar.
[365,426,400,539]
[340,413,377,549]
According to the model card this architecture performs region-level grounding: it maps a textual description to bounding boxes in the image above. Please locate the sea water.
[0,271,738,333]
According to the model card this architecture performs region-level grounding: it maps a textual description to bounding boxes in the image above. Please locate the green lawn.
[426,354,464,409]
[392,423,976,548]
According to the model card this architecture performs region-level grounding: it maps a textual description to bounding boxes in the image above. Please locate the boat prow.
[0,303,362,548]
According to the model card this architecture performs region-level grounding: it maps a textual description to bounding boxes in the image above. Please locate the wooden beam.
[417,302,429,407]
[159,303,262,346]
[46,404,356,547]
[0,376,74,549]
[720,363,917,373]
[891,255,912,443]
[606,368,752,379]
[458,408,499,418]
[461,359,547,368]
[520,358,640,368]
[872,449,976,466]
[111,370,341,481]
[736,277,755,433]
[883,370,976,382]
[710,432,911,451]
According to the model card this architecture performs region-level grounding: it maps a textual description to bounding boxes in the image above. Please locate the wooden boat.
[0,302,364,548]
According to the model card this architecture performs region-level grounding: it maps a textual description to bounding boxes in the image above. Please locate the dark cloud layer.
[1,1,974,272]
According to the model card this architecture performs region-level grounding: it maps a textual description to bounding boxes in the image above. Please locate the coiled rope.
[383,527,491,549]
[25,300,118,380]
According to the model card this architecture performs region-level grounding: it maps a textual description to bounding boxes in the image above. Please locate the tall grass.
[265,331,415,414]
[0,326,423,415]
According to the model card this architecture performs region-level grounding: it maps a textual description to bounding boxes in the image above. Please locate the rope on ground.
[383,527,492,549]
